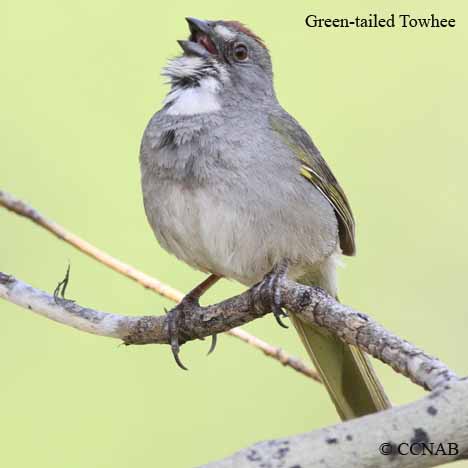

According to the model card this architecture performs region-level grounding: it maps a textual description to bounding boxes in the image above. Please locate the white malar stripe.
[166,77,221,115]
[162,56,206,80]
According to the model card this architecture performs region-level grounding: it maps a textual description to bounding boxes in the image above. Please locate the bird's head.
[163,18,274,108]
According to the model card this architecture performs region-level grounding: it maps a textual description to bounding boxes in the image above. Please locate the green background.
[1,1,467,467]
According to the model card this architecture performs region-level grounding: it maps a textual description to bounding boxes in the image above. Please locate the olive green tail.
[290,314,391,420]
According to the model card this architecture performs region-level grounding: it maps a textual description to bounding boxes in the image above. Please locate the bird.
[139,17,390,420]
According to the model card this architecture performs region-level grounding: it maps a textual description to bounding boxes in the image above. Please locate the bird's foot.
[261,260,289,328]
[166,292,217,370]
[166,296,195,371]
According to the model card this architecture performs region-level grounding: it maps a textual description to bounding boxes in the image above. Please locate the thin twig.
[0,189,319,381]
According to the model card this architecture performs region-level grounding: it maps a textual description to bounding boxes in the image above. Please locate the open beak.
[178,17,218,58]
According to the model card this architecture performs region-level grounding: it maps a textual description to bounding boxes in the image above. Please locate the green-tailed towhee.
[139,17,390,420]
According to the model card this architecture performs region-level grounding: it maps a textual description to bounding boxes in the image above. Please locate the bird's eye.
[233,43,248,61]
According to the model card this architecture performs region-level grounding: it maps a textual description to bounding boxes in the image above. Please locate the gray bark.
[202,379,468,468]
[0,272,457,391]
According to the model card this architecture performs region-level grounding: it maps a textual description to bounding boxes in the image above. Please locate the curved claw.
[171,344,189,371]
[168,307,189,370]
[264,260,290,329]
[274,312,289,329]
[207,334,217,355]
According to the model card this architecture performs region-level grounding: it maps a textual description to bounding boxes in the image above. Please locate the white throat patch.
[164,76,221,115]
[162,56,224,116]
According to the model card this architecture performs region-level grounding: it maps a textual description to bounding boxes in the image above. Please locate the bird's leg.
[187,274,221,300]
[188,274,221,355]
[261,260,289,328]
[167,274,221,370]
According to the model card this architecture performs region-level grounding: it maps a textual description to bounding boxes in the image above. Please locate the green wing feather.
[269,114,356,256]
[269,113,390,420]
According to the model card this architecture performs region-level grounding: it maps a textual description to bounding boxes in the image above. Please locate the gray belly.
[141,173,339,286]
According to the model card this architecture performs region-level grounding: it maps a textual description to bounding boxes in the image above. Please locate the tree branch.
[0,271,457,391]
[0,189,318,381]
[201,379,468,468]
[2,190,463,468]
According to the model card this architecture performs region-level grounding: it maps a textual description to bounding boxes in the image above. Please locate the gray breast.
[139,110,338,285]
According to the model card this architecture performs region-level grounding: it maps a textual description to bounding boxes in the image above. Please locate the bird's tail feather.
[290,305,390,420]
